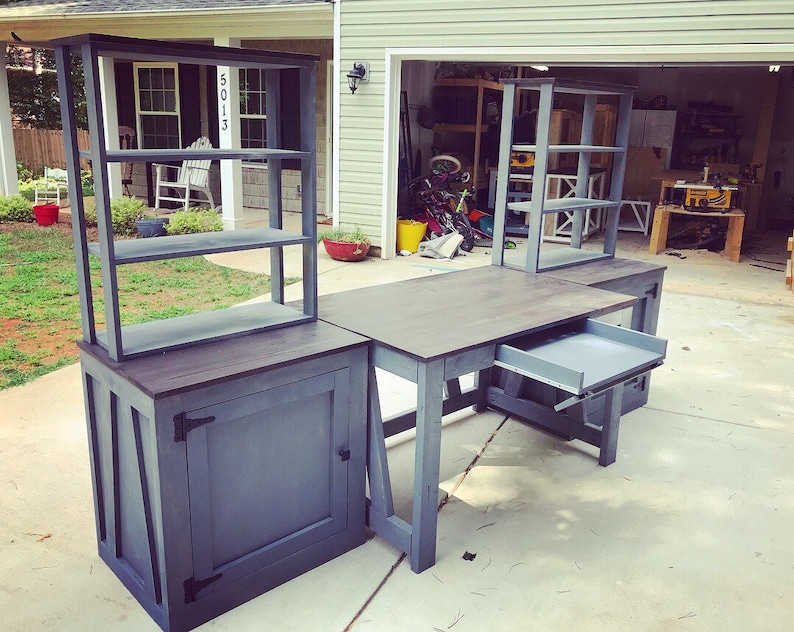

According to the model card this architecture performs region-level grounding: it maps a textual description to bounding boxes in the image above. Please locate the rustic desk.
[317,266,641,573]
[649,204,746,263]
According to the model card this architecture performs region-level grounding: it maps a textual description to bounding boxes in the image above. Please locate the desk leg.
[411,359,445,573]
[723,214,745,263]
[367,365,394,517]
[599,382,625,466]
[648,207,671,255]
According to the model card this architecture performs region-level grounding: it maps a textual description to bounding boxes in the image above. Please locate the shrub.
[166,208,223,235]
[111,197,146,236]
[0,195,34,223]
[17,180,36,202]
[80,169,94,197]
[82,198,97,226]
[17,162,32,182]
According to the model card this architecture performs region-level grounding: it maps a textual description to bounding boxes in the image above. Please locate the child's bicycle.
[415,185,476,252]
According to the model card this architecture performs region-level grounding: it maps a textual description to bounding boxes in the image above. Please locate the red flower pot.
[33,203,59,226]
[322,238,370,262]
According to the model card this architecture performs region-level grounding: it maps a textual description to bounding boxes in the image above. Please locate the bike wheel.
[452,213,475,252]
[429,154,461,175]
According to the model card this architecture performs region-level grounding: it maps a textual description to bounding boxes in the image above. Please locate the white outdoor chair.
[153,136,216,212]
[34,167,69,206]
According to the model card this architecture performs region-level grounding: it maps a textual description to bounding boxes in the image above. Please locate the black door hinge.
[173,413,216,442]
[338,448,351,462]
[183,572,222,604]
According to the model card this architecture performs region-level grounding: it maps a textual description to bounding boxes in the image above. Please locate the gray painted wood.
[56,34,320,361]
[493,78,634,274]
[86,227,311,264]
[318,267,638,362]
[78,331,367,632]
[94,302,314,359]
[318,266,639,574]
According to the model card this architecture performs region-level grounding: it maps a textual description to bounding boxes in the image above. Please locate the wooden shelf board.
[88,227,312,264]
[503,249,612,272]
[507,197,619,214]
[83,148,311,163]
[96,302,314,360]
[511,144,625,154]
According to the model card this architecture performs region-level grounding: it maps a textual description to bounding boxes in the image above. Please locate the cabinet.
[491,78,635,273]
[77,323,369,632]
[432,78,504,198]
[53,34,319,362]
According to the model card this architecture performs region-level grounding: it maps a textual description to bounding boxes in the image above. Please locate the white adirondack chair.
[153,136,216,212]
[34,167,69,206]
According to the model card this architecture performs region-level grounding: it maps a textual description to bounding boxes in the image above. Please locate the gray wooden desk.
[317,266,637,573]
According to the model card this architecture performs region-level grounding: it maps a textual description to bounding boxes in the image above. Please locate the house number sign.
[219,71,229,131]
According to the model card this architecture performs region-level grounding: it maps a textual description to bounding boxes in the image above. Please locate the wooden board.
[318,266,637,362]
[623,147,667,201]
[78,320,368,399]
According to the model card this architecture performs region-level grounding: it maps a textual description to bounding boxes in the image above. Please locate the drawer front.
[496,319,666,395]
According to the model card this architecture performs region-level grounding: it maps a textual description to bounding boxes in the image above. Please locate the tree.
[5,45,88,129]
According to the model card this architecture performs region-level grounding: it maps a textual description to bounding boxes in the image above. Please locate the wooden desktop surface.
[317,266,637,361]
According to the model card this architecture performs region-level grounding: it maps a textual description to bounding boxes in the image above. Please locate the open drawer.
[495,319,666,401]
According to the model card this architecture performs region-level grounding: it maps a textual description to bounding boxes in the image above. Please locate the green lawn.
[0,223,296,390]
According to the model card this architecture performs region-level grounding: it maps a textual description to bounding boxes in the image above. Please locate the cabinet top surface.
[539,257,666,286]
[317,266,636,362]
[78,321,367,398]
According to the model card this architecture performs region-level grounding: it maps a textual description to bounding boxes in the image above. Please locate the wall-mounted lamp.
[346,62,368,94]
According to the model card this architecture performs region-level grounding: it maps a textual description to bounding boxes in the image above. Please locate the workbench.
[317,266,664,573]
[649,203,746,262]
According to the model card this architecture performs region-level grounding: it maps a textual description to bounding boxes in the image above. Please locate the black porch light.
[346,63,367,94]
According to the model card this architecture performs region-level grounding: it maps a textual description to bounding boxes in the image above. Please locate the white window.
[240,68,267,164]
[134,63,181,149]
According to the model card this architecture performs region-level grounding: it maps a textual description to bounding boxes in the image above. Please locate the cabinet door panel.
[185,368,351,596]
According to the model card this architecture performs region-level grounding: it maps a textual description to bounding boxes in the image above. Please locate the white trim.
[132,62,182,149]
[325,58,334,223]
[98,57,123,199]
[0,46,19,196]
[384,44,794,64]
[215,37,244,231]
[380,55,400,259]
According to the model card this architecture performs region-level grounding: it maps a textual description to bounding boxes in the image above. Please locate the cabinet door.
[184,368,352,598]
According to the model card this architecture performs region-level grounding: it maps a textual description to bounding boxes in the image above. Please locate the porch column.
[98,56,123,199]
[0,45,19,196]
[214,37,244,231]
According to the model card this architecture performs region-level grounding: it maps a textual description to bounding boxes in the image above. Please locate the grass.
[0,223,298,390]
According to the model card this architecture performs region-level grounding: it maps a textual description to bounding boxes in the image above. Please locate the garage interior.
[399,62,794,267]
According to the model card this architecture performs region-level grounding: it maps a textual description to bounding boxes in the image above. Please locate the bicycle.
[414,185,476,252]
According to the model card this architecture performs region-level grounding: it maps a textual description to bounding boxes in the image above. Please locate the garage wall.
[339,0,794,251]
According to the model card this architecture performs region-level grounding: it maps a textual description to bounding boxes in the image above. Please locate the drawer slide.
[495,319,666,397]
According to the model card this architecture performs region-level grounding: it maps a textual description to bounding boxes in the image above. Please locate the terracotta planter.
[322,238,370,262]
[135,218,169,238]
[33,203,59,226]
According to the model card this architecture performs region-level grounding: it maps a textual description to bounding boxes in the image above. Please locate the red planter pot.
[33,203,59,226]
[322,238,370,262]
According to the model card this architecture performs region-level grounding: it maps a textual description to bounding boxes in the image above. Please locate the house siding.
[338,0,794,251]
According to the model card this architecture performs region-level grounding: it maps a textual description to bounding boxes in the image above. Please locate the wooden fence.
[13,128,91,174]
